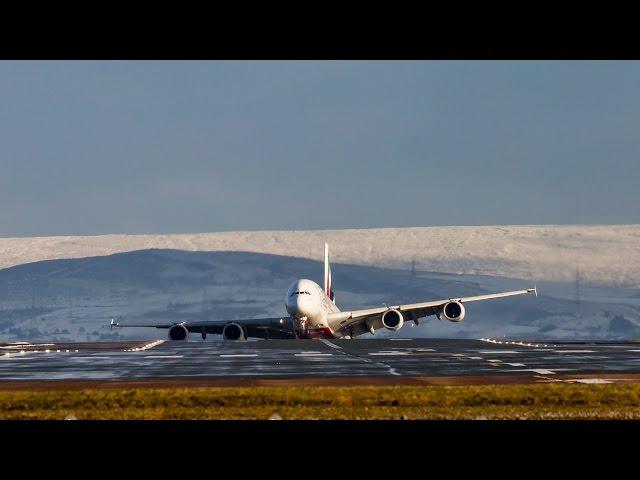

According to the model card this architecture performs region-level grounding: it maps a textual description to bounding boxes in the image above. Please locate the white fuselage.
[285,279,342,339]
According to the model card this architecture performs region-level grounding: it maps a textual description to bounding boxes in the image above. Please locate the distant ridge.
[0,225,639,287]
[1,248,635,342]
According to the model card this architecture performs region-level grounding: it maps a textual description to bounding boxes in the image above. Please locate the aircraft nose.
[295,291,319,318]
[295,294,311,313]
[285,280,317,317]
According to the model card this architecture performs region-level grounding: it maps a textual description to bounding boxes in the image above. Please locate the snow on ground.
[2,249,638,342]
[0,225,639,286]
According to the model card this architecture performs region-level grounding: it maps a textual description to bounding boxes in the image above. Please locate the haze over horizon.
[1,61,639,237]
[1,222,640,240]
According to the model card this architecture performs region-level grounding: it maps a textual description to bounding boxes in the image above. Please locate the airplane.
[111,243,537,341]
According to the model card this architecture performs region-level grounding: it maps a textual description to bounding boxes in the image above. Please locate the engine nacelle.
[222,322,246,341]
[441,301,466,322]
[168,324,189,341]
[381,309,404,331]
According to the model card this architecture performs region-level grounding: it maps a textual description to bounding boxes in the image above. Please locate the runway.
[3,338,640,387]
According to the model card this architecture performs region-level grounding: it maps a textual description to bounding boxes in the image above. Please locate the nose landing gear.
[294,316,309,339]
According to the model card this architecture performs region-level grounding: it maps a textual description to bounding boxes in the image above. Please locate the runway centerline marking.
[554,350,595,353]
[326,345,403,376]
[570,378,614,384]
[319,339,343,349]
[144,355,184,359]
[525,369,557,375]
[219,354,258,358]
[478,350,520,354]
[369,352,409,356]
[512,368,576,375]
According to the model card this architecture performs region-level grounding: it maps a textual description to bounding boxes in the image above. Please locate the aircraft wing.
[111,317,296,339]
[328,287,537,337]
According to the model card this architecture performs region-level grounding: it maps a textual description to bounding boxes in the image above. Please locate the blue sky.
[0,61,638,236]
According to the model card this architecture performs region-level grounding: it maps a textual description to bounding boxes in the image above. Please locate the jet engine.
[168,324,189,341]
[441,301,466,322]
[381,309,404,331]
[222,322,246,341]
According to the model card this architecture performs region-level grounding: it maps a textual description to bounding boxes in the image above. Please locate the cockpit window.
[289,291,311,297]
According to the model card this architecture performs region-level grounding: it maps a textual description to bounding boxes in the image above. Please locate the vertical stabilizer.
[324,242,335,303]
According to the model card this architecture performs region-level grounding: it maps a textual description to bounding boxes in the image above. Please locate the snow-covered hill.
[1,249,639,342]
[0,225,639,286]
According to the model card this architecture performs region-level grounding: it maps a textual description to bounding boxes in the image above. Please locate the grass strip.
[2,384,640,419]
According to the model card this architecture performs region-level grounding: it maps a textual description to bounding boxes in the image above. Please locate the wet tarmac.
[2,337,640,385]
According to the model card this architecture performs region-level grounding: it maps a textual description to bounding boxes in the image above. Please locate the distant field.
[2,384,640,419]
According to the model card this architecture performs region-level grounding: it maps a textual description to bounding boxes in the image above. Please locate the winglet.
[527,286,538,297]
[110,318,119,330]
